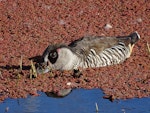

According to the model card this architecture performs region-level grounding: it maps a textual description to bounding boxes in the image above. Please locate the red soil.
[0,0,150,102]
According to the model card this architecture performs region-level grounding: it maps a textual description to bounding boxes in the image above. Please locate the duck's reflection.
[21,89,72,112]
[45,88,72,98]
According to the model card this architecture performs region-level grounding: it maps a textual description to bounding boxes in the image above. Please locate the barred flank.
[82,43,130,68]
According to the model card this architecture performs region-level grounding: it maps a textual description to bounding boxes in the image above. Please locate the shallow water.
[0,89,149,113]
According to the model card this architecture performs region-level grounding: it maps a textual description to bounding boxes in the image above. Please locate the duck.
[37,31,140,74]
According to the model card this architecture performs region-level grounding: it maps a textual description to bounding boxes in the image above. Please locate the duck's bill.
[36,67,50,74]
[36,62,51,74]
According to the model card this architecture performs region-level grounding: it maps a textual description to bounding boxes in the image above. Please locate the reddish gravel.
[0,0,150,102]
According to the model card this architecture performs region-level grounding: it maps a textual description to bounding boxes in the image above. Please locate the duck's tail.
[128,31,140,55]
[129,31,140,45]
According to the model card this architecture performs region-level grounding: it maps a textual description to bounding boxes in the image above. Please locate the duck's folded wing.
[69,36,130,58]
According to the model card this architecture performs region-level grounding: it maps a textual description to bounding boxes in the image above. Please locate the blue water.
[0,89,149,113]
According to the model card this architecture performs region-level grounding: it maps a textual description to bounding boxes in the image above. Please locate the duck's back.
[69,32,140,68]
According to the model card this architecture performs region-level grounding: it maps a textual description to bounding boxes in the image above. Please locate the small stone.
[104,24,113,30]
[58,20,66,25]
[67,82,72,86]
[136,18,142,23]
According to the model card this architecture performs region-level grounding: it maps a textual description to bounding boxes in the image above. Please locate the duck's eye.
[49,51,57,59]
[48,51,58,64]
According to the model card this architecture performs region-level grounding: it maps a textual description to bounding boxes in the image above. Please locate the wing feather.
[69,35,131,58]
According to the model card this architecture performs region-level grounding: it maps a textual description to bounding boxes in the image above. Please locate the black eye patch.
[48,50,58,64]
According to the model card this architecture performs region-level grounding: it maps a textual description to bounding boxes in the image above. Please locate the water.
[0,89,149,113]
